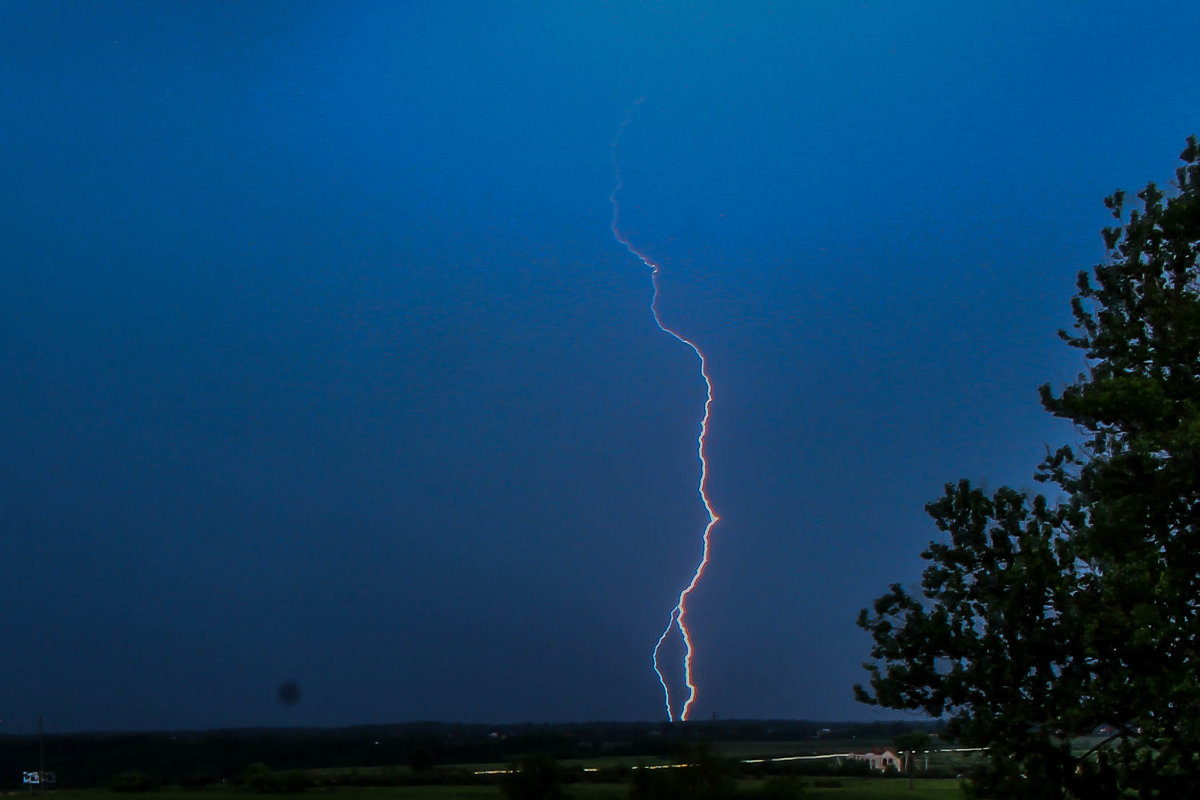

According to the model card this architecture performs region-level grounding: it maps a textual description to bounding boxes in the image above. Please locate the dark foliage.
[502,753,564,800]
[628,743,738,800]
[109,770,159,792]
[757,775,808,800]
[234,763,316,794]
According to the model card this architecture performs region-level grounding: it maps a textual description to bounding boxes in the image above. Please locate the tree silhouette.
[857,136,1200,799]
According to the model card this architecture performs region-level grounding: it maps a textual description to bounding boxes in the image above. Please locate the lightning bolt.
[609,100,721,722]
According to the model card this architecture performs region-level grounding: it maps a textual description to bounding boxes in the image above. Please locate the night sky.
[3,2,1199,733]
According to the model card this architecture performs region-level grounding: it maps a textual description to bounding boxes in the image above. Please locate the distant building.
[849,748,902,772]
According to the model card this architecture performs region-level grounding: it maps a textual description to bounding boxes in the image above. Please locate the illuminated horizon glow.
[609,100,721,723]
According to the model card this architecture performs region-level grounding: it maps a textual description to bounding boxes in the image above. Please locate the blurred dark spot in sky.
[278,681,301,707]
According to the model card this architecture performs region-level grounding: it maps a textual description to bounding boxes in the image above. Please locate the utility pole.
[38,717,45,793]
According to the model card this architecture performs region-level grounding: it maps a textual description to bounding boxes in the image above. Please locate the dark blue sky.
[2,2,1198,732]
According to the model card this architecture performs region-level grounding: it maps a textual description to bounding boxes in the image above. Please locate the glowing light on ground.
[609,100,721,722]
[471,750,983,775]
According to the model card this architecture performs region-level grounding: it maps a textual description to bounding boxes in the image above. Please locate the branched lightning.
[609,100,721,722]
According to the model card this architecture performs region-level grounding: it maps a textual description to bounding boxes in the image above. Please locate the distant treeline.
[0,719,940,789]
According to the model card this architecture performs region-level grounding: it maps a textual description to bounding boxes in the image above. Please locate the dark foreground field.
[16,780,964,800]
[2,721,970,799]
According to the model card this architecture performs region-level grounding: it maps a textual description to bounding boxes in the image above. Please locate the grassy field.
[6,790,501,800]
[800,778,963,798]
[9,778,966,800]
